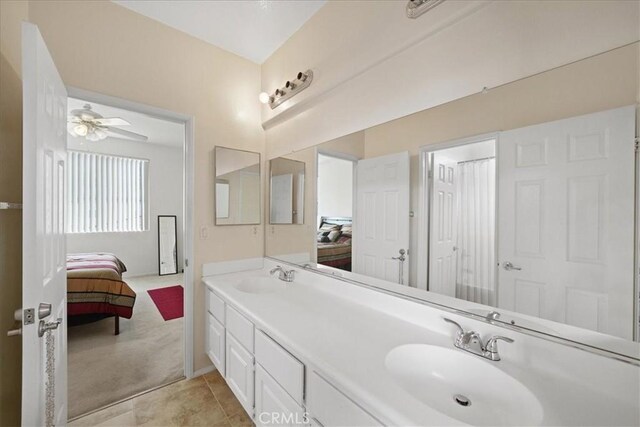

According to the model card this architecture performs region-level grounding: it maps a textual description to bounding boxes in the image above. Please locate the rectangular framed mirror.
[269,157,305,224]
[214,146,261,225]
[158,215,178,276]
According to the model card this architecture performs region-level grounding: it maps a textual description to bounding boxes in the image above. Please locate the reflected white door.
[159,216,177,275]
[270,173,293,223]
[497,106,635,339]
[354,151,410,284]
[22,22,68,425]
[428,156,457,296]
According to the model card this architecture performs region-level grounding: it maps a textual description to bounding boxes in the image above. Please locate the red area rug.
[148,285,184,321]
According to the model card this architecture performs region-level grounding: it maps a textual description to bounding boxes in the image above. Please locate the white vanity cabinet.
[204,284,381,427]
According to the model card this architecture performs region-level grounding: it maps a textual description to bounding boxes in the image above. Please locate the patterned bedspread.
[317,238,352,269]
[67,253,136,319]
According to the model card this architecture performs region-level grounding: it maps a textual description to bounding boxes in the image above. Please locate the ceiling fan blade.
[94,117,130,126]
[105,127,149,141]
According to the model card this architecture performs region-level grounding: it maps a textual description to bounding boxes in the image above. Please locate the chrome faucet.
[443,318,514,361]
[270,265,295,282]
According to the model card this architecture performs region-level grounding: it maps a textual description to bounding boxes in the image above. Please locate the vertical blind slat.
[66,151,148,233]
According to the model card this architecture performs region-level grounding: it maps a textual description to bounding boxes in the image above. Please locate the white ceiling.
[112,0,326,64]
[68,97,185,148]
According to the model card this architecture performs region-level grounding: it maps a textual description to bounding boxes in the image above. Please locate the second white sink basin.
[385,344,543,426]
[234,277,287,294]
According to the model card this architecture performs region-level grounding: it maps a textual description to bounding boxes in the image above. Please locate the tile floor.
[69,370,253,427]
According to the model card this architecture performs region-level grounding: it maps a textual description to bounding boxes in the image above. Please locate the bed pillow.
[327,230,342,242]
[317,231,330,242]
[340,224,353,237]
[319,222,341,232]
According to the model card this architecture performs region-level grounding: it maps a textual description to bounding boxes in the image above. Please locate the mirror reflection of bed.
[317,217,353,271]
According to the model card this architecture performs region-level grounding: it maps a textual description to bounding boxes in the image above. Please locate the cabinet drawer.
[307,371,382,427]
[226,305,255,352]
[207,288,226,325]
[254,330,304,405]
[255,364,306,427]
[206,313,225,376]
[226,332,255,416]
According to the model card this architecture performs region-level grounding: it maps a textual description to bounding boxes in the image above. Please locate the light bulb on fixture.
[73,124,88,137]
[94,128,108,140]
[258,92,271,104]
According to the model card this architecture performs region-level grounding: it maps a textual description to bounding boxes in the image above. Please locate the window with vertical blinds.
[67,151,149,233]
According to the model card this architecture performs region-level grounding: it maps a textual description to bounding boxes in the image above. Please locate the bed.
[66,253,136,335]
[317,217,352,271]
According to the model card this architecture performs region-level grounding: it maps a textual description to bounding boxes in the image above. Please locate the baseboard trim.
[192,364,216,378]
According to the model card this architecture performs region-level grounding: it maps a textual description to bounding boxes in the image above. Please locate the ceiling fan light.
[73,124,88,137]
[86,132,100,142]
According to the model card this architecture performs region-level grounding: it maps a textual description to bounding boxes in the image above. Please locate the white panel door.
[353,152,410,284]
[428,156,458,296]
[498,106,635,339]
[21,22,68,426]
[270,173,293,224]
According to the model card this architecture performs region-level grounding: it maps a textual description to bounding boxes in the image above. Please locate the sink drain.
[453,394,472,407]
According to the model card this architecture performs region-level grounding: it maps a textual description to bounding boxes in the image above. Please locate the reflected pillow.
[328,230,342,242]
[341,224,353,237]
[319,222,341,232]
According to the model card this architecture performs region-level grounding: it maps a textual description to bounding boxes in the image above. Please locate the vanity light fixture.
[406,0,446,19]
[260,70,314,109]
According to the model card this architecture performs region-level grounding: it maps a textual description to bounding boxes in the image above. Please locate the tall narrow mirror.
[158,215,178,276]
[269,157,305,225]
[214,146,261,225]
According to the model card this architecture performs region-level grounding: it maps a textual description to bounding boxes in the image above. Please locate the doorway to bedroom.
[316,153,355,271]
[65,95,187,419]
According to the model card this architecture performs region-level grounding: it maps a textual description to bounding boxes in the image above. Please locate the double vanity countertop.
[203,264,639,426]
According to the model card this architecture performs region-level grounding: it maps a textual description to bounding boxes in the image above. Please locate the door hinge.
[185,259,189,267]
[635,137,639,151]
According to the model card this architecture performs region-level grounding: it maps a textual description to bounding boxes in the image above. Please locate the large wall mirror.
[214,146,261,225]
[265,43,640,359]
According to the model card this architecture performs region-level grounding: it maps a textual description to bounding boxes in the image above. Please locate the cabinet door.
[255,364,306,427]
[226,332,255,416]
[207,313,226,376]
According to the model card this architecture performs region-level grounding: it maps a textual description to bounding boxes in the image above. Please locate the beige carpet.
[68,274,184,419]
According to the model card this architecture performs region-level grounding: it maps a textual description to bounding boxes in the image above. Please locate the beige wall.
[4,0,266,374]
[0,1,28,424]
[364,43,639,157]
[262,1,639,158]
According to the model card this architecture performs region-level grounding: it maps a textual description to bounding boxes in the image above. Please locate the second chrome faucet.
[443,317,513,361]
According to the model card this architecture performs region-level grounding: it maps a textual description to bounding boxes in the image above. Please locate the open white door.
[22,22,68,426]
[353,151,410,284]
[497,106,635,339]
[428,155,458,296]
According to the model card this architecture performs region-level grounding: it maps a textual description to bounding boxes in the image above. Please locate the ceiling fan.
[67,104,149,142]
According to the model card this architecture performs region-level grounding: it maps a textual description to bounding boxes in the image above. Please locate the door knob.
[502,262,522,271]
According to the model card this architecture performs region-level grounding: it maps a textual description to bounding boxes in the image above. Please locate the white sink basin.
[385,344,543,426]
[234,277,287,294]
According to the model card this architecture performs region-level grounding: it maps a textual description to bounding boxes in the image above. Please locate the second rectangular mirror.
[214,146,261,225]
[269,157,305,225]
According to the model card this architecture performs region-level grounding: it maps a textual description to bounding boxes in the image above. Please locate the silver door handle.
[502,262,522,271]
